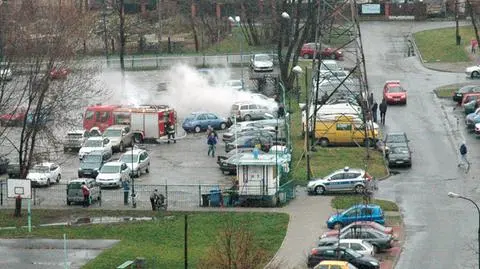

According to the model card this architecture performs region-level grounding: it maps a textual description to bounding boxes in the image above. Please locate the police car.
[307,167,372,195]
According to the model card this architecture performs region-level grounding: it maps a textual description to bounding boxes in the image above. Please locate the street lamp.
[228,16,244,89]
[281,11,294,43]
[448,191,480,267]
[292,65,310,182]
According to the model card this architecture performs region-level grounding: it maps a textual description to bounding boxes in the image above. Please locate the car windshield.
[84,140,102,147]
[255,55,271,61]
[391,147,409,154]
[345,247,363,258]
[120,154,138,163]
[388,86,405,93]
[362,240,375,249]
[184,115,196,121]
[67,133,83,139]
[83,154,102,163]
[103,129,122,137]
[321,63,338,71]
[386,135,406,143]
[100,165,120,173]
[30,166,49,173]
[67,182,83,190]
[459,86,477,93]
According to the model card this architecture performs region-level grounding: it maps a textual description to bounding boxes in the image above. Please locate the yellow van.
[314,115,379,147]
[314,260,358,269]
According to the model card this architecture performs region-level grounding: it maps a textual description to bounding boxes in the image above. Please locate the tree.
[0,2,104,178]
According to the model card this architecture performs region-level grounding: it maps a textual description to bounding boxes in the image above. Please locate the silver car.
[250,54,274,72]
[307,167,370,195]
[119,147,150,178]
[230,102,269,121]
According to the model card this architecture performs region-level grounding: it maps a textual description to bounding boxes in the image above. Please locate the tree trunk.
[190,16,199,53]
[119,0,126,71]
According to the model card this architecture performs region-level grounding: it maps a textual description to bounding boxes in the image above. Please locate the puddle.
[73,216,155,225]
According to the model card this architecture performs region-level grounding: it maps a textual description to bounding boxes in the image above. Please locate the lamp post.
[228,16,243,89]
[281,12,293,43]
[448,191,480,267]
[293,65,309,182]
[131,144,136,208]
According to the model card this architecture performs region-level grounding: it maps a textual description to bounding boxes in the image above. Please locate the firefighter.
[166,122,176,144]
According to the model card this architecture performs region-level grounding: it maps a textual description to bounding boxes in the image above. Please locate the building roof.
[228,152,290,166]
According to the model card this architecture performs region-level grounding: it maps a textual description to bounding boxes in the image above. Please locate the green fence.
[277,179,296,206]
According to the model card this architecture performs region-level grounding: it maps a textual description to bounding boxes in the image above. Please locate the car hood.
[96,173,121,180]
[254,61,273,67]
[80,147,103,153]
[27,173,48,180]
[385,92,406,97]
[327,213,341,222]
[80,162,101,169]
[107,137,121,144]
[389,152,410,159]
[466,113,480,121]
[466,65,480,72]
[125,162,138,170]
[307,178,326,187]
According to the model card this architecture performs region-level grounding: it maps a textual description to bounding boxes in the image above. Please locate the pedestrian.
[379,98,387,125]
[472,38,478,54]
[368,93,374,109]
[458,141,471,170]
[122,180,130,205]
[166,122,176,144]
[226,117,233,128]
[371,101,378,123]
[207,132,217,158]
[81,182,90,208]
[321,92,329,105]
[277,103,285,118]
[206,125,213,137]
[150,189,160,211]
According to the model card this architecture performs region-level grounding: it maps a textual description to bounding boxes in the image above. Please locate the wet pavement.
[362,20,480,269]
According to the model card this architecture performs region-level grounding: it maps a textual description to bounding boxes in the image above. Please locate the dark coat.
[372,102,378,112]
[379,101,387,113]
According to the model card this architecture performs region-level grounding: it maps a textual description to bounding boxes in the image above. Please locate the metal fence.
[277,179,296,205]
[0,181,227,210]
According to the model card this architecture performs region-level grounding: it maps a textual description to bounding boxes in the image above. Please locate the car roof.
[122,148,145,155]
[67,130,86,134]
[69,178,94,183]
[332,167,364,174]
[35,162,55,167]
[350,204,382,210]
[103,161,124,166]
[315,245,348,251]
[254,53,270,57]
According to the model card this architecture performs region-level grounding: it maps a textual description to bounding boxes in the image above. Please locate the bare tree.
[0,2,105,178]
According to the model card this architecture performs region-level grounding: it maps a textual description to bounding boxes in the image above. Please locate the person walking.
[458,141,471,170]
[371,101,378,123]
[150,189,160,211]
[122,180,130,205]
[81,182,90,208]
[379,98,387,125]
[472,38,478,54]
[166,122,176,144]
[207,132,217,158]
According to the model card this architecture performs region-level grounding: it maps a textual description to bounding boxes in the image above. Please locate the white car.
[466,65,480,79]
[0,66,12,81]
[119,148,151,178]
[224,80,244,91]
[250,54,274,72]
[95,161,131,188]
[27,162,62,186]
[79,137,113,160]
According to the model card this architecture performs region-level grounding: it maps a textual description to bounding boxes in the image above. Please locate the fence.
[277,179,296,205]
[0,181,227,210]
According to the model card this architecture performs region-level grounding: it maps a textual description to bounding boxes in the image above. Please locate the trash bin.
[209,189,221,207]
[223,193,231,207]
[135,257,146,269]
[201,194,210,207]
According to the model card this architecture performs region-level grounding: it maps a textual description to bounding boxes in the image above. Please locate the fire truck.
[83,104,177,143]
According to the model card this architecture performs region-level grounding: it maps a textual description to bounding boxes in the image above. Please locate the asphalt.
[362,20,480,269]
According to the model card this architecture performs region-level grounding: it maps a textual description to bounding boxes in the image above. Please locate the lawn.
[330,196,399,211]
[434,86,457,98]
[288,61,389,183]
[414,26,474,63]
[0,210,288,269]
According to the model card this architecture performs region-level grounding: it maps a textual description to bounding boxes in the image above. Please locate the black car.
[307,246,380,269]
[453,85,480,103]
[225,136,272,153]
[217,148,266,166]
[218,150,267,175]
[0,156,9,174]
[222,129,274,144]
[384,132,409,149]
[78,152,105,178]
[386,144,412,168]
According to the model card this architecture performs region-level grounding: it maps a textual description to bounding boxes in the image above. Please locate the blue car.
[182,112,228,133]
[326,204,385,229]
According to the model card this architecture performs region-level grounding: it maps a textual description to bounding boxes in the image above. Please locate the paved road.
[362,20,478,269]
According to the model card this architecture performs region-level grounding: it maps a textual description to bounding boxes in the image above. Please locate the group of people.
[368,93,388,125]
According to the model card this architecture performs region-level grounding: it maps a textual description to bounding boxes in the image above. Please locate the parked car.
[0,65,13,81]
[49,67,71,79]
[318,228,393,252]
[217,148,266,166]
[383,80,407,105]
[318,60,342,78]
[224,80,244,91]
[231,101,270,122]
[26,162,62,187]
[78,151,105,178]
[222,129,274,144]
[320,221,394,239]
[315,238,375,256]
[63,129,90,152]
[475,123,480,136]
[465,64,480,79]
[453,85,480,103]
[119,147,150,177]
[314,260,359,269]
[386,144,412,168]
[384,132,409,150]
[219,154,241,175]
[225,135,272,153]
[307,246,380,269]
[466,107,480,129]
[103,125,133,153]
[250,54,274,72]
[0,108,26,127]
[66,178,101,205]
[307,167,372,195]
[326,204,385,229]
[0,156,9,174]
[222,125,259,142]
[463,98,480,115]
[182,112,228,133]
[95,161,131,188]
[300,43,344,60]
[78,137,113,160]
[7,162,20,178]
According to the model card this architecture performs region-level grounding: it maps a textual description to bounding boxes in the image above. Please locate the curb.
[263,214,292,269]
[391,214,406,269]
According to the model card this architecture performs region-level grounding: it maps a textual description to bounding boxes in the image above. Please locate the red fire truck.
[83,104,177,143]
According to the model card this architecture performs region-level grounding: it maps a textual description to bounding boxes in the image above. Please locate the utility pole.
[455,0,460,45]
[311,0,323,152]
[157,0,162,50]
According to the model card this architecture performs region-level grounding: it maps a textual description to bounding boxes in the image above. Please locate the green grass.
[0,210,288,269]
[385,215,402,226]
[414,26,474,62]
[203,28,273,55]
[331,196,399,211]
[434,86,457,98]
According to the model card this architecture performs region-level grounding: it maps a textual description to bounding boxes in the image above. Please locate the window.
[360,208,373,216]
[96,111,109,123]
[336,123,352,131]
[330,173,345,180]
[322,249,336,258]
[85,110,94,120]
[339,242,349,248]
[207,114,217,120]
[344,208,360,217]
[241,105,248,110]
[139,152,146,161]
[330,265,343,269]
[347,172,361,179]
[248,104,258,109]
[350,243,366,251]
[197,114,207,120]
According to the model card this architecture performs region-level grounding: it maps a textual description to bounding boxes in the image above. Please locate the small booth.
[228,149,291,207]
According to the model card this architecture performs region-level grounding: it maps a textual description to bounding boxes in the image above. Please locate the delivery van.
[313,115,379,147]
